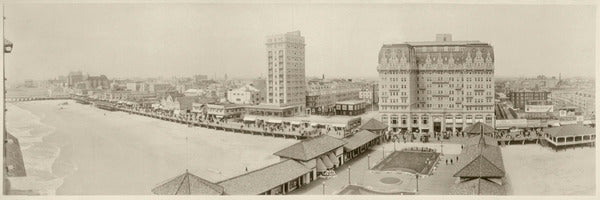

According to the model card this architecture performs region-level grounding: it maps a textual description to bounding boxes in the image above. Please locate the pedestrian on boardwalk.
[450,159,453,165]
[445,159,448,165]
[456,156,459,161]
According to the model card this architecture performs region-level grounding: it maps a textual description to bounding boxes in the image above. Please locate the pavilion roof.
[151,170,224,195]
[545,124,596,137]
[454,141,505,178]
[359,118,388,131]
[343,130,380,151]
[450,178,506,195]
[217,159,311,195]
[464,122,495,134]
[274,135,347,161]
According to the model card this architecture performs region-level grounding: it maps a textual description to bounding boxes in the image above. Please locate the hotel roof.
[450,178,506,195]
[359,118,388,131]
[217,159,311,195]
[273,135,347,161]
[343,130,380,151]
[464,135,498,147]
[151,170,224,195]
[545,124,596,137]
[382,40,488,47]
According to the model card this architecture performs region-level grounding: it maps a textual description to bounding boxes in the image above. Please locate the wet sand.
[6,100,296,195]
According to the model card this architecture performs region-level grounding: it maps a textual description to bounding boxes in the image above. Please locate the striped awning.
[316,158,326,172]
[327,152,339,166]
[321,155,334,169]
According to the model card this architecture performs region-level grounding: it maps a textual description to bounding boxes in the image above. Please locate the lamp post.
[347,167,351,185]
[367,154,370,170]
[382,145,385,158]
[322,182,325,195]
[415,173,419,193]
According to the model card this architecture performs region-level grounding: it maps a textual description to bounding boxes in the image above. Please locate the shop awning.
[311,122,320,126]
[321,155,334,169]
[243,116,256,121]
[316,158,326,172]
[327,152,339,166]
[332,123,347,128]
[290,121,302,125]
[266,119,282,124]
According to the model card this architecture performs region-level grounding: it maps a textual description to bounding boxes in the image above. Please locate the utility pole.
[347,167,351,185]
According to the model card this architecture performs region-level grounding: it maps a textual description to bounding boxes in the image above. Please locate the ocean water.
[5,100,296,195]
[6,103,72,195]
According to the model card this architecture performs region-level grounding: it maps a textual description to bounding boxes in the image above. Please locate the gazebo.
[463,122,495,137]
[358,118,388,143]
[152,170,224,195]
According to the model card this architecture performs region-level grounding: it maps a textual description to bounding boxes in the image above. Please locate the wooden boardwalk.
[114,107,308,140]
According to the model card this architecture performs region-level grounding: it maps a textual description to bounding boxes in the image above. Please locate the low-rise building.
[335,100,367,116]
[205,103,245,120]
[227,85,261,105]
[274,135,347,180]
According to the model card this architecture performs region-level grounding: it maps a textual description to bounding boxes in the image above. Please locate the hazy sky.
[4,3,596,82]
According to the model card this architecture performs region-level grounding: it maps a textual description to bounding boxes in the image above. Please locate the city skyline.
[4,4,596,82]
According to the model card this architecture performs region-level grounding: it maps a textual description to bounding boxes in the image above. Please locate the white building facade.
[377,34,495,133]
[265,31,306,114]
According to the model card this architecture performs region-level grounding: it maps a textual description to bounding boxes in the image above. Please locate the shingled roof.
[359,118,388,131]
[464,134,498,147]
[343,130,380,151]
[464,122,495,135]
[545,124,596,137]
[454,135,505,178]
[273,135,347,161]
[217,159,311,195]
[151,170,224,195]
[450,178,506,195]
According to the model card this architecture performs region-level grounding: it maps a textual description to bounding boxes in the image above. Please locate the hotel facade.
[377,34,495,133]
[265,31,306,114]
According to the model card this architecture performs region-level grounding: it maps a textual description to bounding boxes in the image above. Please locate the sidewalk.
[290,141,464,195]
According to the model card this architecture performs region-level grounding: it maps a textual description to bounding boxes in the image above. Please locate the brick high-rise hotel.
[377,34,495,133]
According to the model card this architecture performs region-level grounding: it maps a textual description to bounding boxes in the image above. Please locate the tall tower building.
[265,31,306,113]
[377,34,495,133]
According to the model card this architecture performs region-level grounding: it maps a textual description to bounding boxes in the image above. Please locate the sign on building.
[495,119,527,129]
[525,105,553,113]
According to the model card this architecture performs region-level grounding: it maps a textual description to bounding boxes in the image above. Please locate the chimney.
[436,34,452,42]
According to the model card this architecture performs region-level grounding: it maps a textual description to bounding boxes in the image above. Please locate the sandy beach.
[6,100,297,195]
[502,145,595,195]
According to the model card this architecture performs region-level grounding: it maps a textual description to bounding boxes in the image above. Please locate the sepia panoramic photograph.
[1,0,598,198]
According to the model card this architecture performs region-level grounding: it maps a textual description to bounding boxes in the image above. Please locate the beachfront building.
[205,103,245,120]
[264,31,306,114]
[342,130,380,162]
[153,160,312,195]
[359,118,389,143]
[86,75,110,90]
[306,79,361,115]
[451,134,506,195]
[507,89,551,110]
[377,34,495,133]
[571,89,595,117]
[227,85,261,105]
[335,100,367,116]
[274,135,347,179]
[126,82,149,92]
[543,125,596,148]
